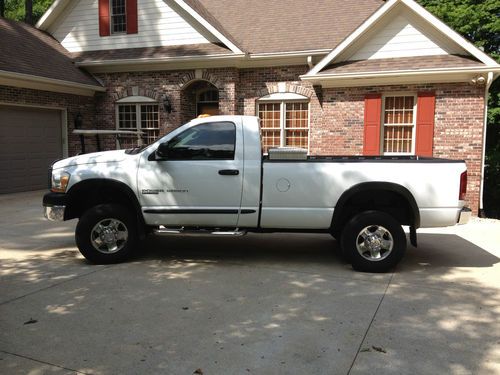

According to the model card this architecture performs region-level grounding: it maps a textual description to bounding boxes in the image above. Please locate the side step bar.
[153,226,247,237]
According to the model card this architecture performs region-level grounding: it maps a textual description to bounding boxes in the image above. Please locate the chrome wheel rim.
[90,218,128,254]
[356,225,394,262]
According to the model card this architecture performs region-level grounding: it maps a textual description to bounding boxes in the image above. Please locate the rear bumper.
[43,192,67,221]
[457,207,472,225]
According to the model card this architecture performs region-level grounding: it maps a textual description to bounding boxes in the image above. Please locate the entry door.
[139,121,244,227]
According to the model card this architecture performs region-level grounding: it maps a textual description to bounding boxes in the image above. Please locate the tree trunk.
[25,0,33,24]
[0,0,5,18]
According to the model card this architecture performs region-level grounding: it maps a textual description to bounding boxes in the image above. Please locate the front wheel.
[75,204,138,264]
[340,211,406,272]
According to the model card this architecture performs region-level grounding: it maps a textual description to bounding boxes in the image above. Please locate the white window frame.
[115,96,159,148]
[110,0,127,35]
[257,93,310,153]
[380,93,417,156]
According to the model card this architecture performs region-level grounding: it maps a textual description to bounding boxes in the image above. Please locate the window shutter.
[363,94,382,156]
[415,92,436,157]
[126,0,138,34]
[98,0,110,37]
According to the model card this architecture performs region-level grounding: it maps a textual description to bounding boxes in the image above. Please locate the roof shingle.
[0,18,100,87]
[320,55,484,75]
[189,0,384,54]
[73,43,233,63]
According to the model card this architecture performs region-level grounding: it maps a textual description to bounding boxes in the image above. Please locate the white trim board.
[168,0,244,54]
[0,70,104,96]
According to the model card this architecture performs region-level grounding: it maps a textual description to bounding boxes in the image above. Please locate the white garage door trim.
[0,102,68,158]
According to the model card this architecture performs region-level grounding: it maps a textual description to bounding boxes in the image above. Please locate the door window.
[165,122,236,160]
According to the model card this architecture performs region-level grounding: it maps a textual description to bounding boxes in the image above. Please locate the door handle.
[218,169,239,176]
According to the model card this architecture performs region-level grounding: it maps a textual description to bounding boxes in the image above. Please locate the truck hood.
[52,150,128,169]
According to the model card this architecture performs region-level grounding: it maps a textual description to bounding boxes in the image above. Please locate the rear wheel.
[340,210,406,272]
[75,204,138,264]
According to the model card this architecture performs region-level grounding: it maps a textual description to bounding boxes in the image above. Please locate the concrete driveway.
[1,191,499,375]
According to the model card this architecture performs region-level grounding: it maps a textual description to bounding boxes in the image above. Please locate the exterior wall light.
[163,96,173,113]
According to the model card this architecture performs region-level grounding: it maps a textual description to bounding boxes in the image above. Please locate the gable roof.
[192,0,384,54]
[37,0,384,57]
[307,0,499,77]
[0,18,103,94]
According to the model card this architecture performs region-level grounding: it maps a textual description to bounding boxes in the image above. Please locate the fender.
[331,181,420,229]
[64,179,145,232]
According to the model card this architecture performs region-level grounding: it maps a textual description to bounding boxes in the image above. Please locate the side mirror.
[155,142,170,160]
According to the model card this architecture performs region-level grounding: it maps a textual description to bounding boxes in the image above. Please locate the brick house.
[1,0,499,214]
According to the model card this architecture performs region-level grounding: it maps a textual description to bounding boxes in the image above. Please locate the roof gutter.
[248,49,331,59]
[301,66,500,81]
[0,70,105,95]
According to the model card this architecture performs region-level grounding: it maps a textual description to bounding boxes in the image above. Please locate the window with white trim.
[257,94,309,153]
[382,95,416,154]
[111,0,127,34]
[116,100,160,149]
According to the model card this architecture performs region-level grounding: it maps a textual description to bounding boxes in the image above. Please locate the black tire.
[340,210,406,272]
[75,204,138,264]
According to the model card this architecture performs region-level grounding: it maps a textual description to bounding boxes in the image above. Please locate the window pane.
[285,130,308,148]
[383,125,413,153]
[383,95,415,154]
[140,105,160,145]
[111,0,127,33]
[258,103,280,129]
[166,122,236,160]
[118,105,136,129]
[261,130,281,153]
[258,103,281,152]
[117,105,137,148]
[285,102,308,129]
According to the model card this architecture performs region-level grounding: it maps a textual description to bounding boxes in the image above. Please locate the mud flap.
[409,226,417,247]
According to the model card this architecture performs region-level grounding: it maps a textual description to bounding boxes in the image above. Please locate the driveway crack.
[0,350,91,374]
[347,271,394,375]
[0,265,113,306]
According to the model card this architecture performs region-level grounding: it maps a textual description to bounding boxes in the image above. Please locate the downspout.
[479,72,494,215]
[307,56,314,70]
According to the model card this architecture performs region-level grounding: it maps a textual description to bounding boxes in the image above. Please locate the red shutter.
[126,0,138,34]
[98,0,110,37]
[415,92,436,157]
[363,94,382,156]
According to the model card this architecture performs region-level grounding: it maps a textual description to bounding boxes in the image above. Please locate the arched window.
[257,93,310,153]
[116,96,160,148]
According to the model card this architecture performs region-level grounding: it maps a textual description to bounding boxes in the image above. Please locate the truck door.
[139,121,244,227]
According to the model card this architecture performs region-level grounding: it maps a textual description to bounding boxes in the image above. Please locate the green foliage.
[4,0,54,24]
[418,0,500,217]
[417,0,499,59]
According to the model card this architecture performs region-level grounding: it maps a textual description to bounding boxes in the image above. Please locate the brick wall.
[93,68,240,150]
[236,68,484,215]
[6,68,483,214]
[0,85,96,155]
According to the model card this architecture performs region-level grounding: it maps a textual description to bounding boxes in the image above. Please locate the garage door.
[0,105,63,194]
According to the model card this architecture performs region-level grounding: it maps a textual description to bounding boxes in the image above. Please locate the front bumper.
[43,192,67,222]
[457,207,472,225]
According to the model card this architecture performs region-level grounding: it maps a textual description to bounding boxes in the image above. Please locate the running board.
[153,226,247,237]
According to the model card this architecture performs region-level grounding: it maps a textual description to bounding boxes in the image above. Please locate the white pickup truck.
[43,115,470,272]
